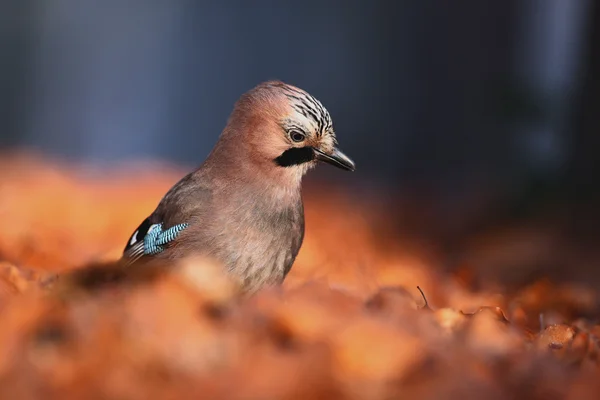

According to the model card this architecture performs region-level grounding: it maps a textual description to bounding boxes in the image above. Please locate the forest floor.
[0,154,599,399]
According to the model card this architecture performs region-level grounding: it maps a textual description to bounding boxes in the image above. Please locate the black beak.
[313,147,355,172]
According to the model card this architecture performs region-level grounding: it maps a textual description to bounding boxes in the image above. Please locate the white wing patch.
[129,224,161,247]
[129,230,139,246]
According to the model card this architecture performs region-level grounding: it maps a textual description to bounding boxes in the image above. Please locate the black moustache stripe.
[274,147,315,167]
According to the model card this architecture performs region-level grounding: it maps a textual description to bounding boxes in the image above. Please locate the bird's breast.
[208,196,304,292]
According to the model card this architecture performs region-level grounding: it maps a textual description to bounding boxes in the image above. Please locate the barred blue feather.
[122,219,190,265]
[143,223,189,255]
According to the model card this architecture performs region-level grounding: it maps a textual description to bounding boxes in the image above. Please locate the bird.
[121,80,355,293]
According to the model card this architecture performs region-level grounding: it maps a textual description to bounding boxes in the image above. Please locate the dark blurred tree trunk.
[0,0,33,147]
[389,0,521,248]
[566,1,600,195]
[399,1,519,185]
[562,1,600,239]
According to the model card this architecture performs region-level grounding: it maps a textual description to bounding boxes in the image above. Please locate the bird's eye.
[290,130,306,143]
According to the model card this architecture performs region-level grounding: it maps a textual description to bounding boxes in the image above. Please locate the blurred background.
[1,1,598,284]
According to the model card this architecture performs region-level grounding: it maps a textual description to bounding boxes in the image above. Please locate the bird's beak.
[313,147,355,171]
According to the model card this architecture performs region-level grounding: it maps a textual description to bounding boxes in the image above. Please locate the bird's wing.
[122,216,158,265]
[121,177,211,267]
[122,214,189,264]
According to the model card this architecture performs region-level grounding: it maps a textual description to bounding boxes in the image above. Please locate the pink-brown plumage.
[122,81,355,293]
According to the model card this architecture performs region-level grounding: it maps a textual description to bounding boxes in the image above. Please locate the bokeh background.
[2,3,600,398]
[1,0,598,284]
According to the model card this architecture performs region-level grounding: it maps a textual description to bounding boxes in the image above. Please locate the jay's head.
[221,81,355,184]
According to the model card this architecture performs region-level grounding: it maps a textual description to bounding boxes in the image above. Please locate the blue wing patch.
[123,219,189,265]
[143,223,189,255]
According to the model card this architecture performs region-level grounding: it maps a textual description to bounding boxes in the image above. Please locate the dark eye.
[290,130,305,143]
